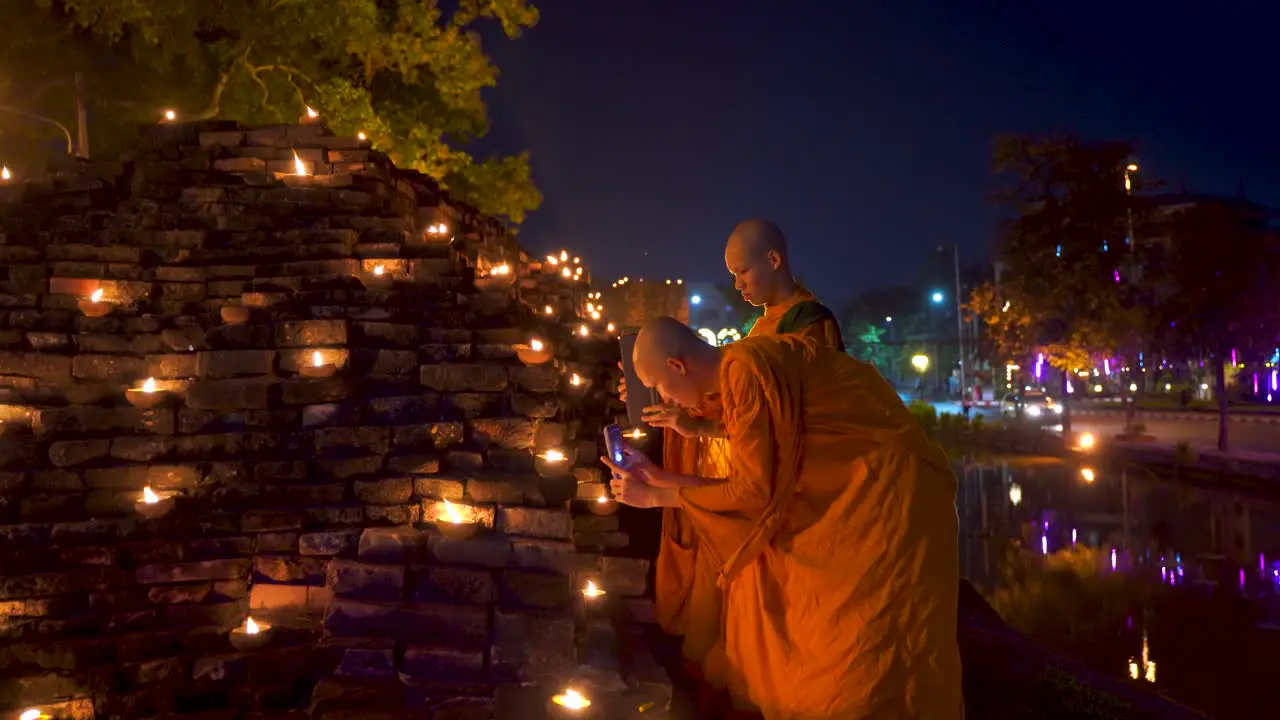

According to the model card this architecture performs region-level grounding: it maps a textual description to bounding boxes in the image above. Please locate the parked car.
[1000,389,1063,421]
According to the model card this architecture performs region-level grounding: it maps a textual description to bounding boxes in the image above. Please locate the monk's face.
[636,354,704,409]
[724,240,782,307]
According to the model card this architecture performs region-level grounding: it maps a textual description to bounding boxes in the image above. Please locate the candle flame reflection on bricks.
[552,689,591,711]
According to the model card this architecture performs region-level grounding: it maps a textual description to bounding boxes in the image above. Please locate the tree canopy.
[0,0,542,223]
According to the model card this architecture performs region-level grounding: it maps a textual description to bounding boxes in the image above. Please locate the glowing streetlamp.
[930,291,944,304]
[911,354,930,373]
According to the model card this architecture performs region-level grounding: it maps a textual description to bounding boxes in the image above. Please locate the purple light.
[1161,566,1167,583]
[1071,528,1077,545]
[1232,349,1238,366]
[1034,353,1044,380]
[1239,568,1246,590]
[1113,269,1121,283]
[1271,370,1277,392]
[1254,373,1260,395]
[1041,535,1048,555]
[1110,547,1117,571]
[1104,358,1111,375]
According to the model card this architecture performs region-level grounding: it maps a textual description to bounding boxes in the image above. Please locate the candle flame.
[624,428,647,439]
[244,616,260,634]
[305,106,318,119]
[578,325,589,337]
[544,305,554,315]
[570,373,582,386]
[573,256,580,264]
[292,150,308,176]
[1,167,10,181]
[596,495,609,504]
[560,267,571,279]
[142,486,160,504]
[20,710,47,720]
[539,449,566,463]
[530,338,544,352]
[141,377,157,393]
[357,131,367,141]
[606,322,616,333]
[583,580,606,597]
[552,689,591,710]
[441,498,467,524]
[90,288,104,303]
[163,109,176,121]
[559,250,568,262]
[312,350,323,367]
[546,254,558,265]
[373,264,385,276]
[590,311,601,320]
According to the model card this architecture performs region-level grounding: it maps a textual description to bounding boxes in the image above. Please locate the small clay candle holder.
[134,486,176,519]
[515,339,552,366]
[588,495,618,517]
[300,350,337,379]
[220,305,250,325]
[229,616,273,651]
[78,289,111,318]
[359,264,394,289]
[434,499,479,540]
[547,688,596,719]
[535,449,570,478]
[126,378,165,409]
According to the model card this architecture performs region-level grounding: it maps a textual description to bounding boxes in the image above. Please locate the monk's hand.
[600,454,661,508]
[641,402,702,438]
[617,362,627,403]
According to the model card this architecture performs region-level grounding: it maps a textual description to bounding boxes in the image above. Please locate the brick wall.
[0,121,668,719]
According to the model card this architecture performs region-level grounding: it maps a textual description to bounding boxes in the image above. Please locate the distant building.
[598,277,689,332]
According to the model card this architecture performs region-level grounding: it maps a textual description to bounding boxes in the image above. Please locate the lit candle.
[301,350,336,378]
[305,106,319,119]
[570,373,582,387]
[373,264,385,276]
[163,109,176,122]
[292,150,308,176]
[357,131,367,141]
[538,449,566,463]
[544,305,554,315]
[135,485,175,518]
[530,339,544,351]
[142,486,160,504]
[559,250,568,262]
[442,498,465,524]
[2,166,12,181]
[229,615,273,651]
[582,580,605,598]
[91,289,103,303]
[142,378,157,393]
[20,710,48,720]
[623,428,647,440]
[427,223,448,236]
[79,288,111,317]
[435,498,479,539]
[561,267,571,279]
[546,254,559,265]
[606,323,616,333]
[547,691,591,712]
[491,263,511,276]
[573,256,581,264]
[577,325,589,337]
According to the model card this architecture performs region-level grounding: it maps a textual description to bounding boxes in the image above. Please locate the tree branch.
[250,65,315,108]
[189,45,253,121]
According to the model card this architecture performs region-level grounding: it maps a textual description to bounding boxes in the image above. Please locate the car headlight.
[1026,406,1041,417]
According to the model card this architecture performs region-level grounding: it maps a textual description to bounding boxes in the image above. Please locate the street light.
[911,354,930,373]
[690,294,702,305]
[930,291,944,304]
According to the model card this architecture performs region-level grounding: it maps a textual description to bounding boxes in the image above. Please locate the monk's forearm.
[651,486,682,508]
[696,418,728,439]
[651,466,724,489]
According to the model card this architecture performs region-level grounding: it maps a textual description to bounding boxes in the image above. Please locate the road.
[913,397,1280,454]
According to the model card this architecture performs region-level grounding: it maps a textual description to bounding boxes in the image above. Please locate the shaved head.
[724,219,797,307]
[634,316,722,408]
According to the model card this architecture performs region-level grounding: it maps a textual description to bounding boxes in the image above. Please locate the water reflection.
[956,458,1280,718]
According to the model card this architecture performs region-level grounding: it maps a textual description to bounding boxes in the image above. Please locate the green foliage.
[908,399,938,431]
[1,0,542,223]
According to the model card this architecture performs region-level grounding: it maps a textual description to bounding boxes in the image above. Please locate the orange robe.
[657,289,840,668]
[682,335,963,718]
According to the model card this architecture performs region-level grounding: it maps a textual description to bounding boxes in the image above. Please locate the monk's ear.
[766,250,782,270]
[666,357,687,376]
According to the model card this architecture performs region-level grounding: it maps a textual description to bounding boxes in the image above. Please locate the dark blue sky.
[478,1,1278,304]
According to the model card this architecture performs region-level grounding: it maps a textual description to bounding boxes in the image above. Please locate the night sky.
[477,1,1279,304]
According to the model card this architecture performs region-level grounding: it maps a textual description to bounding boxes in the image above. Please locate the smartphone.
[619,333,659,427]
[604,423,629,469]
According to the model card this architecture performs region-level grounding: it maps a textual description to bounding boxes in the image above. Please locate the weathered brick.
[241,510,302,533]
[135,558,250,585]
[148,582,212,604]
[411,565,494,604]
[0,572,71,600]
[394,422,463,449]
[71,353,147,380]
[186,378,273,410]
[465,476,529,505]
[420,364,508,392]
[213,156,265,172]
[401,647,486,684]
[499,570,573,610]
[327,560,405,601]
[110,436,173,462]
[317,455,383,479]
[48,439,110,467]
[602,556,651,596]
[336,646,395,677]
[276,319,347,347]
[509,366,559,393]
[300,530,360,556]
[315,426,390,455]
[195,349,276,377]
[498,507,572,540]
[83,464,201,491]
[325,598,488,648]
[353,477,412,504]
[256,532,299,553]
[428,534,511,569]
[391,454,443,476]
[509,540,581,574]
[254,555,327,584]
[470,418,536,449]
[491,610,576,682]
[0,351,72,381]
[357,526,426,564]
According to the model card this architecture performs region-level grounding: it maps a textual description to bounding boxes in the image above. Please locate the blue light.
[930,291,944,304]
[690,294,702,305]
[1055,244,1062,258]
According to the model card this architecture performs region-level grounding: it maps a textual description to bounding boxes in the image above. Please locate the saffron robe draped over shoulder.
[678,335,963,719]
[656,288,841,668]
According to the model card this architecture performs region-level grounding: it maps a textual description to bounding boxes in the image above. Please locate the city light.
[690,294,702,305]
[930,291,944,304]
[911,354,930,373]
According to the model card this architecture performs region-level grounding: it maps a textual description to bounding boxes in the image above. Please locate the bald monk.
[607,317,963,719]
[640,220,844,706]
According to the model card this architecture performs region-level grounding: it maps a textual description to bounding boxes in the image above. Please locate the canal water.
[957,457,1280,719]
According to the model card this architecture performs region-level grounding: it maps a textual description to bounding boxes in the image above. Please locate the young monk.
[636,220,844,711]
[606,317,963,719]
